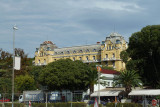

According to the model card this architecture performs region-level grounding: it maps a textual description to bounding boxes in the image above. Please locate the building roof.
[101,69,120,75]
[53,44,101,55]
[43,41,54,45]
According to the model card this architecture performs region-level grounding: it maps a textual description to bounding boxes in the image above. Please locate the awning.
[91,90,122,97]
[129,89,160,96]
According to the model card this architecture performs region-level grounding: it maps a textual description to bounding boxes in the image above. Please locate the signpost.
[96,65,102,104]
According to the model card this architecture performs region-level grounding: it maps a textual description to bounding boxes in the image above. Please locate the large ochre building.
[34,32,128,71]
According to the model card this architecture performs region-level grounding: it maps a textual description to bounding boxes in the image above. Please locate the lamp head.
[13,25,18,30]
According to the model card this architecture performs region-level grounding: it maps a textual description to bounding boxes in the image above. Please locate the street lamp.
[12,25,18,107]
[96,65,102,104]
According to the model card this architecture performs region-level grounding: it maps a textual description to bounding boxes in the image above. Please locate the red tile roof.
[43,41,54,45]
[100,69,120,75]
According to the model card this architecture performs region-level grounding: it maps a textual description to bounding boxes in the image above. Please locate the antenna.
[114,24,115,33]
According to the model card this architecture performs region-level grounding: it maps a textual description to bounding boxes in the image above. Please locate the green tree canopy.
[15,75,36,92]
[127,25,160,88]
[39,59,91,91]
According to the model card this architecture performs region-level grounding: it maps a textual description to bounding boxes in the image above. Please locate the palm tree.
[85,63,98,95]
[114,70,143,97]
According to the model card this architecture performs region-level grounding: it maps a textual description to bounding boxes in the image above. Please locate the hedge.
[32,102,86,107]
[0,102,143,107]
[0,103,25,107]
[106,103,142,107]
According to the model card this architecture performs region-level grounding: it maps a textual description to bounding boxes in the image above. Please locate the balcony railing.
[83,60,101,63]
[35,63,47,66]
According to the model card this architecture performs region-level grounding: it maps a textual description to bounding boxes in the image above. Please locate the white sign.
[14,56,21,70]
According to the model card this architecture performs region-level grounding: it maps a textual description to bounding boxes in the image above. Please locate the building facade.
[34,32,128,71]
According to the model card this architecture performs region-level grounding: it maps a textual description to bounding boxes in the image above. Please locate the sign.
[96,66,102,72]
[29,100,31,107]
[94,98,99,107]
[152,99,157,106]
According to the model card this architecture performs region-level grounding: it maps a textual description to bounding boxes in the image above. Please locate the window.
[79,50,83,53]
[116,40,120,44]
[113,61,115,68]
[93,49,96,52]
[86,56,89,60]
[73,50,76,53]
[108,82,110,86]
[112,82,114,87]
[55,52,57,55]
[47,47,50,51]
[86,49,89,52]
[106,54,108,58]
[93,56,95,60]
[44,59,46,64]
[112,46,114,50]
[109,46,111,50]
[73,57,75,61]
[61,52,64,54]
[38,60,40,64]
[67,51,70,54]
[106,62,108,66]
[113,53,115,58]
[79,57,82,60]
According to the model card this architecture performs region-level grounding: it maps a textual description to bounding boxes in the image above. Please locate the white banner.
[14,56,21,70]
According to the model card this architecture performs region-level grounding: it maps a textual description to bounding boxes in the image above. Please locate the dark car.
[88,100,106,105]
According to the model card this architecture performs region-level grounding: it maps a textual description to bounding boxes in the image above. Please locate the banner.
[14,56,21,70]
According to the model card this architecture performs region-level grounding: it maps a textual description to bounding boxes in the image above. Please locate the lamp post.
[96,65,102,104]
[12,25,18,107]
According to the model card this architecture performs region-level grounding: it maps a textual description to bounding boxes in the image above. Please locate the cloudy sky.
[0,0,160,57]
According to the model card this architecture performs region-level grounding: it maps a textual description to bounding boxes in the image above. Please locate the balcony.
[35,63,47,66]
[102,58,109,61]
[83,60,101,63]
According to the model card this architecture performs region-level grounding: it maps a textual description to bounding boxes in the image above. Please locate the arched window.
[44,59,46,64]
[113,53,115,58]
[79,57,82,60]
[73,50,76,53]
[73,57,75,61]
[106,54,108,58]
[79,50,83,53]
[93,56,96,60]
[93,49,96,52]
[86,49,89,52]
[67,51,70,54]
[86,56,89,60]
[116,40,120,44]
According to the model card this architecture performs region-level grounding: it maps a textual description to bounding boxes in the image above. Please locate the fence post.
[71,92,72,107]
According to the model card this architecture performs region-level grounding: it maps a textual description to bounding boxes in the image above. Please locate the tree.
[39,59,91,91]
[15,75,36,92]
[85,63,98,95]
[127,25,160,88]
[120,50,129,64]
[114,70,143,97]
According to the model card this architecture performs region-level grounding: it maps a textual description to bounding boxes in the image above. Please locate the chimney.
[97,42,100,44]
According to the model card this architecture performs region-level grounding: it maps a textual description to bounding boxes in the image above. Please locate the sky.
[0,0,160,57]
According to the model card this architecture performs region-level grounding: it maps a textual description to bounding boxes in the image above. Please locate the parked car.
[88,100,106,105]
[0,98,10,102]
